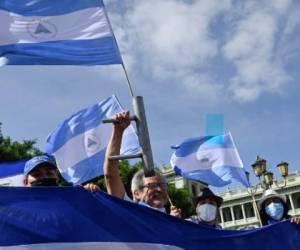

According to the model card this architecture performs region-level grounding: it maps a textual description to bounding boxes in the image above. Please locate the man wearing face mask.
[189,188,223,228]
[258,189,300,226]
[23,155,60,187]
[23,155,101,192]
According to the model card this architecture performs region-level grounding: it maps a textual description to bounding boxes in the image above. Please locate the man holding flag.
[104,111,182,217]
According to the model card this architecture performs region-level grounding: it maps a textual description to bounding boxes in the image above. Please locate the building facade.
[161,166,300,230]
[160,165,206,197]
[218,172,300,229]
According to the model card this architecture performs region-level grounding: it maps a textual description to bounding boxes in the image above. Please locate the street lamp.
[249,156,289,189]
[263,172,274,187]
[277,161,288,178]
[251,156,267,177]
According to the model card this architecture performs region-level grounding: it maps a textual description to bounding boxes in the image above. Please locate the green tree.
[87,160,142,196]
[119,160,143,198]
[0,123,42,162]
[167,183,195,218]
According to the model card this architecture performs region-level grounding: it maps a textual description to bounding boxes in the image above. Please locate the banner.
[0,187,299,249]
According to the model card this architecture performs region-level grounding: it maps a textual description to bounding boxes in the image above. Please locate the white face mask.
[196,204,217,222]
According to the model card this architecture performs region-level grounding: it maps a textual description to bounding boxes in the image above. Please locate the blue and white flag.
[0,160,26,186]
[170,133,249,187]
[0,187,299,249]
[0,0,122,65]
[46,95,140,184]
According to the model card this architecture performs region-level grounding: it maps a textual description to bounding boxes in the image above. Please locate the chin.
[151,200,166,208]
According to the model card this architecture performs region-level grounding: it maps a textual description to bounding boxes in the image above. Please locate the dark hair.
[259,199,290,226]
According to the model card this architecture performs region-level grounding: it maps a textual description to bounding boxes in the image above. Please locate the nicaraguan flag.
[0,0,122,65]
[0,160,26,186]
[170,133,249,187]
[46,95,140,185]
[0,187,299,249]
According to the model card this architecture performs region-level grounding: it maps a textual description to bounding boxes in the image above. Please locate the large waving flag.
[0,0,122,65]
[0,160,26,186]
[0,187,299,249]
[170,133,249,187]
[46,95,140,184]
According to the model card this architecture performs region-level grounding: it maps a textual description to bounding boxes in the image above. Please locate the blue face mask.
[265,202,284,220]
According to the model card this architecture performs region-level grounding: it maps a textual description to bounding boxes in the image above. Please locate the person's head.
[194,188,223,224]
[258,189,289,225]
[131,169,168,209]
[23,155,59,187]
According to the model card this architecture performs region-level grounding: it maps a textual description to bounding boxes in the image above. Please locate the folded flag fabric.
[0,187,299,249]
[0,0,122,65]
[170,133,249,187]
[0,160,26,186]
[46,95,140,185]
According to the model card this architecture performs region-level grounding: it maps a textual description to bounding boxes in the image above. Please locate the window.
[244,203,255,218]
[292,192,300,209]
[233,205,243,220]
[191,184,197,197]
[222,207,232,222]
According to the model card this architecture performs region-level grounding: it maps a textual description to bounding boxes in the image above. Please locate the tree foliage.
[0,123,42,162]
[167,183,195,218]
[89,160,142,197]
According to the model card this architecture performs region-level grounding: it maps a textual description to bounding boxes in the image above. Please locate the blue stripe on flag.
[0,160,25,178]
[176,165,249,187]
[171,133,249,187]
[46,95,121,153]
[0,187,299,249]
[174,135,234,157]
[0,37,122,65]
[0,0,103,16]
[61,149,106,184]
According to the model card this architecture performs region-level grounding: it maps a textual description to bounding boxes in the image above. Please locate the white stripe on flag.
[0,174,24,187]
[171,148,243,171]
[0,7,111,46]
[0,242,184,250]
[54,123,112,171]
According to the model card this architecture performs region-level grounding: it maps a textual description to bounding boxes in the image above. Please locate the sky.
[1,0,300,187]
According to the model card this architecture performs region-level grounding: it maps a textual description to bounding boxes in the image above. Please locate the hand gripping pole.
[102,96,155,177]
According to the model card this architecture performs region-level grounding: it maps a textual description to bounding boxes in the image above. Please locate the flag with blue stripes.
[170,133,249,187]
[0,0,122,65]
[0,187,299,249]
[46,95,140,185]
[0,160,26,186]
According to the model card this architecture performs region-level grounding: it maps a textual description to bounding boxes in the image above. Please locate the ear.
[133,190,143,201]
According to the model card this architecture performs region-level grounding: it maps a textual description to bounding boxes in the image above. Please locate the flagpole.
[103,3,155,177]
[121,63,135,98]
[102,4,135,98]
[248,189,263,227]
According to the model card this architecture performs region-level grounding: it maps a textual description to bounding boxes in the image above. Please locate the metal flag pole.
[102,4,155,176]
[103,86,155,177]
[103,62,155,177]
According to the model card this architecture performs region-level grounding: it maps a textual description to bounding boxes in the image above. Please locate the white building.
[218,172,300,229]
[160,165,300,230]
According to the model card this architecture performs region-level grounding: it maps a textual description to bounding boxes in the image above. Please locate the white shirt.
[123,193,166,213]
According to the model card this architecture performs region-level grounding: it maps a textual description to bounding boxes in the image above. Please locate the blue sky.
[1,0,300,186]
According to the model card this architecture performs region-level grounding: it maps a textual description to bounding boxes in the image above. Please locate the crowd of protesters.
[19,111,300,228]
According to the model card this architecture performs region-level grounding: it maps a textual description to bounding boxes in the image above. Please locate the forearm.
[104,127,126,198]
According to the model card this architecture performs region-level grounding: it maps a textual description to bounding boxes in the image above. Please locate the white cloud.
[222,0,295,101]
[108,0,231,100]
[106,0,300,103]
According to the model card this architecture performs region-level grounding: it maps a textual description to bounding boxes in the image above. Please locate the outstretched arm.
[104,111,130,199]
